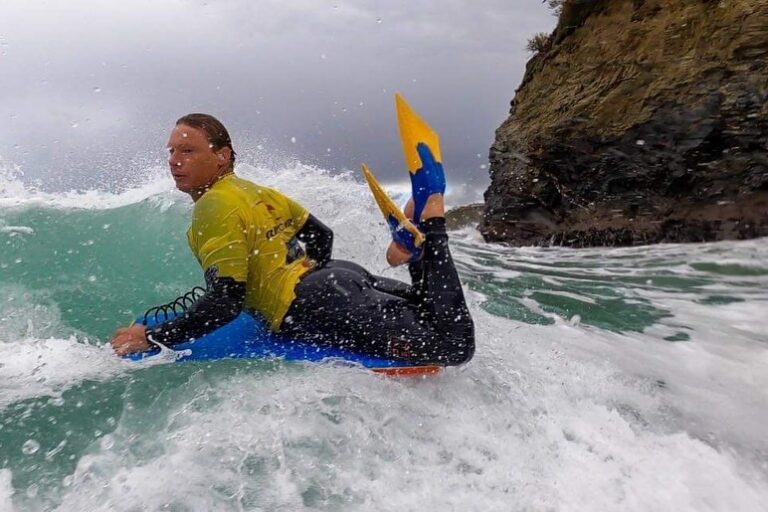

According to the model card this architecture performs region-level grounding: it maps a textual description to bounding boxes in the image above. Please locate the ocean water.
[0,162,767,511]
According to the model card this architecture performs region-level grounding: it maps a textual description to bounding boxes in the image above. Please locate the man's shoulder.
[220,175,280,200]
[192,186,243,223]
[199,175,303,218]
[194,187,230,210]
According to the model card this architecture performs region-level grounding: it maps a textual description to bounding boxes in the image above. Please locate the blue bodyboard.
[126,311,438,373]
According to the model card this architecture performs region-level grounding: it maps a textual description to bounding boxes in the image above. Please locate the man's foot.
[409,143,446,223]
[386,241,414,267]
[360,164,425,267]
[386,192,445,266]
[405,194,445,222]
[419,193,445,221]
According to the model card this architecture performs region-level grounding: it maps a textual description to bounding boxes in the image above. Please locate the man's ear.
[217,147,232,164]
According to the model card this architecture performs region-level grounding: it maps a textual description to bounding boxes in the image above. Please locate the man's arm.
[295,214,333,266]
[145,190,249,347]
[144,276,245,346]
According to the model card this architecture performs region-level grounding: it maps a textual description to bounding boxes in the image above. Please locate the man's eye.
[182,149,193,154]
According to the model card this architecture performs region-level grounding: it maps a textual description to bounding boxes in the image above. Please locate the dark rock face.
[481,0,768,247]
[445,203,484,230]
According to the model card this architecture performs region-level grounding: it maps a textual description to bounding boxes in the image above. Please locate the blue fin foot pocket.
[410,143,446,223]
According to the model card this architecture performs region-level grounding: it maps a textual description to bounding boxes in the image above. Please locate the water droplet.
[290,137,297,144]
[320,53,327,60]
[88,275,97,282]
[22,439,40,455]
[26,483,39,498]
[71,122,79,129]
[636,139,646,146]
[93,87,101,93]
[376,18,383,24]
[100,434,115,450]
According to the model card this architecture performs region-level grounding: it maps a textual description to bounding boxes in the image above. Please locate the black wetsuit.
[282,218,474,366]
[146,216,474,366]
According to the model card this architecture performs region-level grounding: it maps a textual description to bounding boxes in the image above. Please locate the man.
[111,99,474,366]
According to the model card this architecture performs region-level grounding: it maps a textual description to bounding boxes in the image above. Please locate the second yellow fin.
[361,163,425,248]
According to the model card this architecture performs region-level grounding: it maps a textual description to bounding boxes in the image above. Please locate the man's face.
[166,124,224,194]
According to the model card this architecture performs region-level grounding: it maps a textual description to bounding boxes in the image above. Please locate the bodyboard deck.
[127,312,442,376]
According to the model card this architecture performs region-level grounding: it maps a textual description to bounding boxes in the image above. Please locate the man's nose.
[168,154,181,167]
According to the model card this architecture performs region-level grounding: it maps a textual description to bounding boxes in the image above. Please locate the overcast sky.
[0,0,555,200]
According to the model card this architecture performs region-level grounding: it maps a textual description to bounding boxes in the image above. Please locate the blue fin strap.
[387,215,423,262]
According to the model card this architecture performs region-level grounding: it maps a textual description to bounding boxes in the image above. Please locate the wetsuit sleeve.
[145,192,249,346]
[296,214,333,266]
[144,277,246,346]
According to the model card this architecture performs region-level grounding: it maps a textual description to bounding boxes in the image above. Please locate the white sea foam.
[0,469,14,512]
[0,337,125,411]
[451,232,768,472]
[0,165,179,210]
[0,224,34,235]
[51,303,768,511]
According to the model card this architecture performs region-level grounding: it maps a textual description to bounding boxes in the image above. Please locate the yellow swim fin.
[361,163,425,248]
[395,93,442,174]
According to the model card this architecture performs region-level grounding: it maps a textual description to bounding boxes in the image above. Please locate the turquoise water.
[1,164,767,511]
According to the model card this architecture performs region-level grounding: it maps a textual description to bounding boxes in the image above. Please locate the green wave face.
[1,201,198,340]
[452,239,768,337]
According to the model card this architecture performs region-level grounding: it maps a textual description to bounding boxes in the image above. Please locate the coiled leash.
[141,287,206,325]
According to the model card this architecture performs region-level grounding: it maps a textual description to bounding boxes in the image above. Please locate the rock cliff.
[481,0,768,246]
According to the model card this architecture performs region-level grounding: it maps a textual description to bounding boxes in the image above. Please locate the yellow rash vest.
[187,173,312,330]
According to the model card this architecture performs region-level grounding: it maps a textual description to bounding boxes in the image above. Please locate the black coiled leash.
[142,287,206,325]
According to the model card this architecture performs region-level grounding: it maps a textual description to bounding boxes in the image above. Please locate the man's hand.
[110,324,150,356]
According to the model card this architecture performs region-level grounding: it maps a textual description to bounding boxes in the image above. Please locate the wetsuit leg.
[322,260,414,300]
[281,221,474,365]
[282,265,435,361]
[408,217,474,362]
